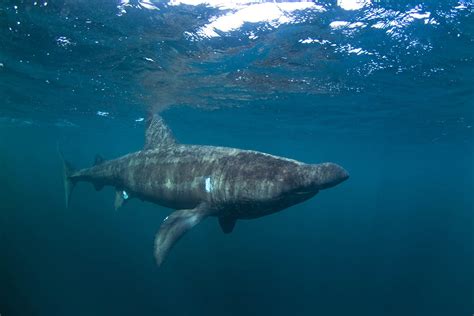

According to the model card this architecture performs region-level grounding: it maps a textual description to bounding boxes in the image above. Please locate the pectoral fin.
[154,204,209,266]
[218,216,237,234]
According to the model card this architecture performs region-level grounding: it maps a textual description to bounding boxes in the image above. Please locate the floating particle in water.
[56,36,75,48]
[97,111,109,117]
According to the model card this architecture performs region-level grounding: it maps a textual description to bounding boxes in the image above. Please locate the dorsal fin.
[94,154,105,166]
[144,113,177,150]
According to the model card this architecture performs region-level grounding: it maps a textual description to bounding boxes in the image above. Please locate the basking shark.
[61,114,349,266]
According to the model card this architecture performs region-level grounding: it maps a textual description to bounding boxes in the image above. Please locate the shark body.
[62,114,349,266]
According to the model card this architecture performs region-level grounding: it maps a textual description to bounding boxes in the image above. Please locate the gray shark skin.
[62,114,349,266]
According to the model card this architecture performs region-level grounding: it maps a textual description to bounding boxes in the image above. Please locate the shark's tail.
[58,146,76,208]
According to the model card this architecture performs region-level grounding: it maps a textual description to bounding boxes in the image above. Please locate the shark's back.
[118,143,301,211]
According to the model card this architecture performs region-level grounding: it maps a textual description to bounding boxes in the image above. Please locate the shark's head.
[305,162,350,190]
[265,162,349,210]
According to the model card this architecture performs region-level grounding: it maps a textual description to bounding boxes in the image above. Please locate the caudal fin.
[58,147,76,208]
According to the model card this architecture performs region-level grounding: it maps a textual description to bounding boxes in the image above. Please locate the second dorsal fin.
[94,154,105,166]
[144,113,177,150]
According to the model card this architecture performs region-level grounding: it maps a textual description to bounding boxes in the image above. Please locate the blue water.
[1,1,473,315]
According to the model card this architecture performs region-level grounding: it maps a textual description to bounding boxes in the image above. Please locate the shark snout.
[314,162,349,189]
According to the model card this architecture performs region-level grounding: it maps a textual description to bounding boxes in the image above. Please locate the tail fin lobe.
[59,149,77,208]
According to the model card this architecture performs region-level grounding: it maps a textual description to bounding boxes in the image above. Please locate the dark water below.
[1,1,473,315]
